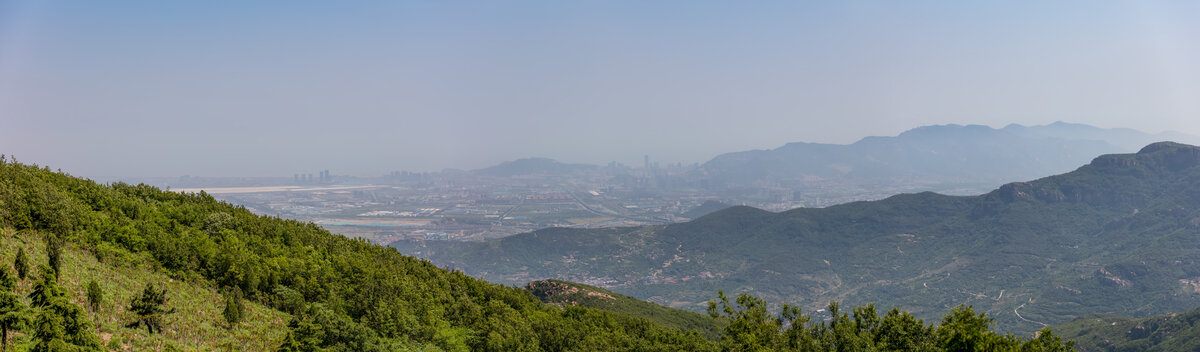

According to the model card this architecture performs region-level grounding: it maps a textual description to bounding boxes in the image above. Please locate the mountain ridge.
[696,123,1200,191]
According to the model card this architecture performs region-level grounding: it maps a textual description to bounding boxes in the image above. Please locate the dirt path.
[1014,303,1048,327]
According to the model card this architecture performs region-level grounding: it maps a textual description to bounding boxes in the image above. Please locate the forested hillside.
[0,156,1073,351]
[525,279,721,339]
[1052,306,1200,352]
[398,142,1200,333]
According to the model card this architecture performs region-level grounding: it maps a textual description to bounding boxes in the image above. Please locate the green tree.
[32,296,101,352]
[1020,329,1075,352]
[28,266,64,308]
[46,237,62,278]
[478,299,538,352]
[127,283,174,334]
[876,308,935,351]
[203,212,236,237]
[0,268,14,292]
[707,290,803,351]
[24,267,99,352]
[86,280,103,314]
[271,285,306,315]
[822,301,876,352]
[278,304,394,352]
[0,268,29,352]
[30,307,68,352]
[936,305,1017,351]
[12,248,28,281]
[223,286,245,327]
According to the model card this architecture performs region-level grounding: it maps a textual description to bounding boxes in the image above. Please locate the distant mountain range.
[465,122,1200,202]
[696,122,1200,189]
[394,142,1200,333]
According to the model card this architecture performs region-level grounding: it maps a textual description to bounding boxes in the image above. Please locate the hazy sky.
[2,1,1199,177]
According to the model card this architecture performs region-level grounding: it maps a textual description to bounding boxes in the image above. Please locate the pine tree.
[28,266,64,308]
[12,248,27,281]
[22,265,100,352]
[223,286,245,327]
[32,296,101,352]
[30,307,67,352]
[127,283,174,334]
[84,279,103,327]
[85,281,102,313]
[0,268,28,352]
[46,237,62,278]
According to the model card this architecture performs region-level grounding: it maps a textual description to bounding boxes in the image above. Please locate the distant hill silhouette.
[696,122,1200,189]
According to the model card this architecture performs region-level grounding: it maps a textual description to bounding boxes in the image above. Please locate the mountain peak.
[1137,141,1199,155]
[896,124,996,137]
[1135,141,1200,171]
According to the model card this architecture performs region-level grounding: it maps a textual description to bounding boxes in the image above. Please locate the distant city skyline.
[2,1,1198,177]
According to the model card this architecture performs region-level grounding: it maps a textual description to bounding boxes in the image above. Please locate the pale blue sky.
[2,1,1198,176]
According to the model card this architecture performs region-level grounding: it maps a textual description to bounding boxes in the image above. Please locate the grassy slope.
[525,279,720,339]
[1,227,290,351]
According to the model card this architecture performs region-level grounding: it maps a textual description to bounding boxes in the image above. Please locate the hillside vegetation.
[0,156,1074,351]
[525,279,721,339]
[398,142,1200,333]
[0,228,290,351]
[1051,306,1200,352]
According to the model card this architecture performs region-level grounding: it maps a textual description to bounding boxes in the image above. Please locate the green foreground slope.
[0,157,714,351]
[1,228,290,351]
[397,142,1200,332]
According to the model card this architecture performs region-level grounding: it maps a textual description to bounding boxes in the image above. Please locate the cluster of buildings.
[294,170,333,184]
